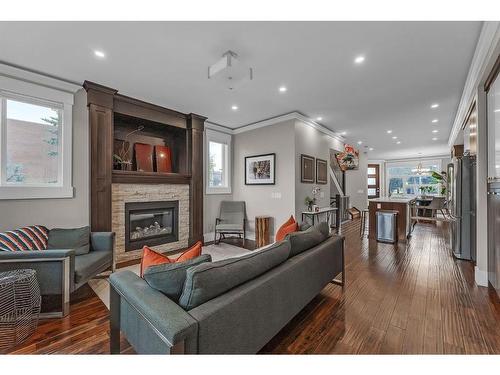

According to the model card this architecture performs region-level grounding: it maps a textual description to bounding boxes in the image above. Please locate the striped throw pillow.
[0,225,49,251]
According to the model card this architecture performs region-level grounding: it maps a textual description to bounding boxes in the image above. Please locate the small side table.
[255,216,271,248]
[0,269,41,353]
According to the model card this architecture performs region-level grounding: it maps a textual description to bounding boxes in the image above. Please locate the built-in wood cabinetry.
[83,81,206,245]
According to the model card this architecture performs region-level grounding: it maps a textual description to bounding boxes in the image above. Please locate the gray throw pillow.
[285,222,329,258]
[47,226,90,255]
[143,254,212,302]
[178,241,290,310]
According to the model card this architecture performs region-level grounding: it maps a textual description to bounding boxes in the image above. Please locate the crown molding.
[448,21,500,147]
[207,111,345,143]
[0,61,81,94]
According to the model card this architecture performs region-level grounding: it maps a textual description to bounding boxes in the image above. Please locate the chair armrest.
[0,249,75,260]
[90,232,115,252]
[109,270,198,349]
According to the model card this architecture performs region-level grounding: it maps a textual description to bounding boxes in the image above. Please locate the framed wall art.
[245,153,276,185]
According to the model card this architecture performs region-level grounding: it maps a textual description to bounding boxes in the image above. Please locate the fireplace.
[125,201,179,251]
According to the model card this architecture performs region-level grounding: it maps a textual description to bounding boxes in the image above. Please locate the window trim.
[205,128,232,195]
[0,74,74,200]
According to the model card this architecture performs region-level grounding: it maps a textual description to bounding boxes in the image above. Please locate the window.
[205,129,231,194]
[386,159,442,197]
[0,72,74,199]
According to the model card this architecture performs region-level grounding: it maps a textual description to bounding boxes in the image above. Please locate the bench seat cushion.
[74,250,112,284]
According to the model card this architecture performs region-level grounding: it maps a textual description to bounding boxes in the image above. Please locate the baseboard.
[475,266,488,287]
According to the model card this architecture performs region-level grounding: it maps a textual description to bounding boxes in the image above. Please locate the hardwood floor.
[7,219,500,354]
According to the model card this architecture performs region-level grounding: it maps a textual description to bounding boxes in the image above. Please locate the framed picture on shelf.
[301,154,315,183]
[316,158,327,184]
[245,153,276,185]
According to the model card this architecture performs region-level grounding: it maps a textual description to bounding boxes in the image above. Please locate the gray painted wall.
[294,120,344,220]
[232,120,296,238]
[0,88,90,231]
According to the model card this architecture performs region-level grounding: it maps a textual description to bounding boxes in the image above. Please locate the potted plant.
[304,196,314,212]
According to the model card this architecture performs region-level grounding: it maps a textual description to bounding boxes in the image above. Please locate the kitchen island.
[368,196,415,242]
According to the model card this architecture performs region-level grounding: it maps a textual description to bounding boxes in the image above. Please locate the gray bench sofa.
[109,223,344,354]
[0,231,114,318]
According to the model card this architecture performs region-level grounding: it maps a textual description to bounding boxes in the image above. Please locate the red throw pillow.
[276,223,299,242]
[275,215,296,242]
[140,241,204,277]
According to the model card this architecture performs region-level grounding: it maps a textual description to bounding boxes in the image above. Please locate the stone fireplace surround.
[112,183,189,264]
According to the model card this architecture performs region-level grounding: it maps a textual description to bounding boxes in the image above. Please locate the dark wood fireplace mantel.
[84,81,206,245]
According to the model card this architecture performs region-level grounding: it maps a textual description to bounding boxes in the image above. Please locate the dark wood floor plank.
[7,219,500,354]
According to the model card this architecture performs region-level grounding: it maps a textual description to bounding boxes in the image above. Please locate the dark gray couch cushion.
[178,241,290,310]
[285,221,330,258]
[48,226,90,255]
[74,250,112,284]
[299,222,312,231]
[143,254,212,301]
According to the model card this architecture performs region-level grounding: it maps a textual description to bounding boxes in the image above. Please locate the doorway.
[367,164,380,199]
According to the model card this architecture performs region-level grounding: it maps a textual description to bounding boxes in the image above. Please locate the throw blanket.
[0,225,49,251]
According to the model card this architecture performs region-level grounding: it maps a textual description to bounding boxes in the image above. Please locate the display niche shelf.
[112,112,189,184]
[84,80,206,244]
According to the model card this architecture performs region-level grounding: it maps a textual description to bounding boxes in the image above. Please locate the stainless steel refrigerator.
[449,154,476,261]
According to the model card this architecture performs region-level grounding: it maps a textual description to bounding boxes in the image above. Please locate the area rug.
[88,242,252,309]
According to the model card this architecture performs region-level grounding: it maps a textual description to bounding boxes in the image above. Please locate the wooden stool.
[360,209,369,237]
[255,216,271,248]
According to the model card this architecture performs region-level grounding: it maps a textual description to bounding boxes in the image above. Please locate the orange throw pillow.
[140,241,204,277]
[176,241,202,262]
[140,246,172,277]
[276,216,298,242]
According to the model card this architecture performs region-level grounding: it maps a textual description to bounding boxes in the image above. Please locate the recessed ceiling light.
[94,50,105,58]
[432,119,439,123]
[432,137,438,141]
[431,103,439,109]
[316,117,323,121]
[231,105,238,111]
[396,141,401,144]
[495,109,500,113]
[354,55,365,64]
[387,130,393,134]
[357,141,363,145]
[340,131,347,135]
[279,86,287,93]
[432,129,439,133]
[392,136,398,139]
[369,147,374,151]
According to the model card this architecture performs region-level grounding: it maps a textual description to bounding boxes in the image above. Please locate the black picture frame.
[245,153,276,185]
[301,154,315,183]
[316,158,328,184]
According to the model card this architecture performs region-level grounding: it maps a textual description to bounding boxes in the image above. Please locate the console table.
[301,207,338,227]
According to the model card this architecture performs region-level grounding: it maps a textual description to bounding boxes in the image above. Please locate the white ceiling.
[0,21,482,159]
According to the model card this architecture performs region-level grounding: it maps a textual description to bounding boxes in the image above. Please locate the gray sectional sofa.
[109,222,344,354]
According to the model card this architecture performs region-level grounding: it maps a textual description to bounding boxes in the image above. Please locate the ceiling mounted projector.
[208,50,253,90]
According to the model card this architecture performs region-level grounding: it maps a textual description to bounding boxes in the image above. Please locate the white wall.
[345,151,368,210]
[0,88,89,231]
[294,120,344,219]
[233,120,296,238]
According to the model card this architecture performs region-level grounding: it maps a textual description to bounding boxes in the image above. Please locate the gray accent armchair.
[0,232,114,318]
[214,201,246,245]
